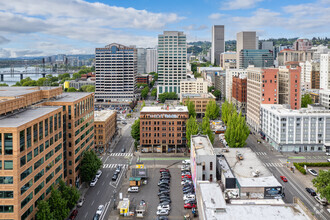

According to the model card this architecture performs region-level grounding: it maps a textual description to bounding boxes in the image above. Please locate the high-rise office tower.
[146,48,158,73]
[137,48,147,74]
[320,53,330,90]
[157,31,187,97]
[95,43,137,102]
[211,25,225,66]
[236,31,257,68]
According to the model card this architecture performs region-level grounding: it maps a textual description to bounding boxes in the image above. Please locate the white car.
[156,209,169,216]
[326,152,330,156]
[96,170,102,179]
[157,204,171,211]
[183,194,195,200]
[182,160,190,165]
[181,180,192,185]
[96,205,105,215]
[308,169,318,176]
[314,196,327,206]
[90,177,98,187]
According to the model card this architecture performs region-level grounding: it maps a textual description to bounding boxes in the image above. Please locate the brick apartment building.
[139,106,189,153]
[181,93,216,117]
[94,110,117,153]
[232,76,247,115]
[136,74,149,85]
[0,86,94,220]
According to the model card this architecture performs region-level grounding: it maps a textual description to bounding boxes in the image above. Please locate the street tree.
[208,86,215,93]
[67,87,78,92]
[58,180,80,210]
[186,116,199,149]
[301,94,313,108]
[212,90,221,100]
[312,170,330,202]
[141,86,149,99]
[185,99,196,118]
[131,119,140,142]
[221,100,235,125]
[201,116,214,144]
[151,88,157,98]
[36,200,53,220]
[48,187,69,220]
[224,111,250,148]
[205,100,220,120]
[80,151,102,182]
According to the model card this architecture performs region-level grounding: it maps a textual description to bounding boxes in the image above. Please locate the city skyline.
[0,0,329,58]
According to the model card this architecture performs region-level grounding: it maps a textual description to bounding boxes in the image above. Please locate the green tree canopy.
[131,119,140,142]
[141,86,149,99]
[221,100,235,125]
[301,94,314,108]
[58,180,80,210]
[205,100,220,120]
[185,99,196,118]
[186,116,199,149]
[224,111,250,148]
[312,170,330,201]
[80,151,102,182]
[208,86,215,93]
[151,88,157,98]
[0,83,9,86]
[36,200,54,220]
[67,87,78,92]
[48,187,69,220]
[80,85,95,92]
[212,90,221,100]
[201,116,214,144]
[158,92,178,103]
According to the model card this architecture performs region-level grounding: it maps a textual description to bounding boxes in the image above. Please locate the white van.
[128,186,139,193]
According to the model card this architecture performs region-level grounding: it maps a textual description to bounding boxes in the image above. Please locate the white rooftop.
[199,67,222,71]
[238,176,281,188]
[191,135,215,156]
[140,105,188,113]
[94,110,116,122]
[261,104,330,116]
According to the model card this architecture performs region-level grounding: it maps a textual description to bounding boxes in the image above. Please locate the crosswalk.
[109,153,133,157]
[306,156,328,160]
[102,164,129,169]
[263,162,284,167]
[255,152,267,156]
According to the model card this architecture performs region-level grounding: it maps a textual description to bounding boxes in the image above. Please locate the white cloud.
[183,24,208,31]
[208,13,224,20]
[221,0,263,10]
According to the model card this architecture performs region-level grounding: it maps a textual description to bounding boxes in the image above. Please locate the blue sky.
[0,0,329,57]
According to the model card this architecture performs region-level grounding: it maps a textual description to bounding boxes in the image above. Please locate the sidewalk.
[134,151,188,158]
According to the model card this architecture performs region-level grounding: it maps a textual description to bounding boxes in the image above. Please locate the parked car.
[157,217,168,220]
[128,186,139,193]
[182,174,192,179]
[308,169,318,176]
[112,173,118,181]
[77,197,85,207]
[159,198,171,203]
[160,168,169,173]
[69,209,78,219]
[183,194,195,200]
[90,177,98,186]
[280,176,287,182]
[325,152,330,156]
[95,170,102,179]
[156,209,169,216]
[158,181,170,186]
[159,201,171,206]
[184,203,196,209]
[181,180,192,185]
[140,200,146,206]
[182,160,190,165]
[159,195,171,200]
[314,195,327,206]
[93,213,100,220]
[159,189,170,194]
[305,188,317,196]
[115,165,121,173]
[181,171,191,175]
[96,205,105,215]
[157,204,171,211]
[121,148,126,153]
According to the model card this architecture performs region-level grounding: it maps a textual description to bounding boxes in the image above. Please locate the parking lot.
[125,162,197,219]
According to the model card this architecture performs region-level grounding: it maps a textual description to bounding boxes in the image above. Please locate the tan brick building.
[181,93,216,117]
[232,76,247,115]
[0,86,94,220]
[94,110,117,153]
[140,106,189,153]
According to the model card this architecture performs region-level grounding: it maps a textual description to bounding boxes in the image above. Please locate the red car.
[182,174,192,179]
[160,168,169,173]
[184,203,196,209]
[69,209,78,220]
[280,176,287,182]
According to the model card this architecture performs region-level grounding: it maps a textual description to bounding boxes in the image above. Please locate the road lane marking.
[84,212,88,218]
[91,200,94,206]
[97,190,100,195]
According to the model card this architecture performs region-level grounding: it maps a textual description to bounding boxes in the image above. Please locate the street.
[246,134,330,220]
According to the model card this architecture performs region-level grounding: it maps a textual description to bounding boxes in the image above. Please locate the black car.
[158,201,170,206]
[158,193,170,197]
[112,173,118,181]
[159,198,171,203]
[160,171,171,176]
[158,189,170,194]
[159,184,170,189]
[159,195,170,200]
[183,186,193,191]
[121,148,126,153]
[183,183,193,187]
[159,188,170,192]
[160,174,171,178]
[306,187,317,196]
[158,181,170,186]
[157,216,169,220]
[160,178,170,182]
[183,189,194,194]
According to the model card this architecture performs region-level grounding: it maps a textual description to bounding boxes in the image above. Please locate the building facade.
[247,68,278,131]
[236,31,257,68]
[181,93,216,116]
[225,69,247,103]
[68,80,95,90]
[180,78,208,96]
[95,43,137,102]
[94,110,117,153]
[157,31,187,97]
[137,48,147,74]
[220,52,236,69]
[320,53,330,90]
[278,66,301,110]
[232,76,247,115]
[214,72,226,100]
[190,134,217,188]
[277,49,313,66]
[294,39,312,51]
[136,74,150,85]
[320,90,330,109]
[146,48,158,73]
[261,104,330,152]
[238,49,274,69]
[211,25,225,66]
[139,106,189,153]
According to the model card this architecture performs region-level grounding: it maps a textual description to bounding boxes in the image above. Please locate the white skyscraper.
[211,25,225,66]
[320,53,330,90]
[157,31,187,97]
[146,48,158,73]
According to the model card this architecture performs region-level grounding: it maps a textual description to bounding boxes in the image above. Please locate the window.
[39,144,44,153]
[0,205,14,213]
[21,192,33,208]
[27,152,32,162]
[4,133,13,155]
[20,156,26,167]
[0,134,1,155]
[0,191,13,198]
[27,127,31,148]
[55,154,62,164]
[45,140,49,149]
[210,162,213,171]
[34,157,44,170]
[202,165,205,171]
[34,169,44,183]
[45,119,48,137]
[55,164,62,174]
[21,179,33,195]
[46,172,54,184]
[34,181,44,195]
[33,124,38,143]
[20,130,25,152]
[34,147,39,157]
[0,176,13,184]
[45,150,54,161]
[21,166,32,181]
[39,121,43,140]
[4,161,13,170]
[210,174,213,182]
[55,143,62,153]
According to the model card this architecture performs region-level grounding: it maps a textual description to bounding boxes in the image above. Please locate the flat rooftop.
[181,93,215,99]
[94,110,116,122]
[0,86,60,97]
[198,182,226,214]
[224,148,272,178]
[51,92,92,102]
[140,105,188,113]
[218,156,235,178]
[191,135,215,156]
[261,104,330,116]
[0,106,62,127]
[238,176,281,188]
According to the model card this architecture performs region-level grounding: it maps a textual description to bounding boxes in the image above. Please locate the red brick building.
[262,69,279,104]
[136,74,149,84]
[232,76,247,114]
[279,66,301,109]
